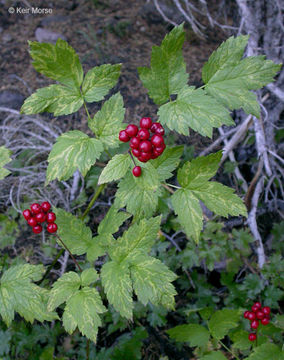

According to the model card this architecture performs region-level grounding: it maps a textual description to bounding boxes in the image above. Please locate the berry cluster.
[244,302,271,341]
[22,202,58,234]
[119,117,165,177]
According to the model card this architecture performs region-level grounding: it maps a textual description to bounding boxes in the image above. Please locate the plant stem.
[55,234,83,272]
[37,248,64,284]
[162,183,175,194]
[86,339,90,360]
[83,101,92,123]
[128,149,136,166]
[80,184,106,221]
[164,182,181,189]
[219,340,240,360]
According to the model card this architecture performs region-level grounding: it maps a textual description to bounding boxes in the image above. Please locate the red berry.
[27,217,38,227]
[46,212,56,223]
[139,140,152,153]
[261,317,270,325]
[151,151,160,159]
[32,224,42,234]
[254,302,262,309]
[262,306,271,316]
[138,152,151,162]
[150,122,160,133]
[244,311,250,319]
[251,320,259,329]
[248,312,256,321]
[126,124,138,137]
[35,212,46,223]
[119,130,130,142]
[137,128,150,140]
[155,125,165,136]
[151,134,164,147]
[252,304,259,313]
[47,223,58,233]
[155,143,166,155]
[248,333,257,342]
[22,209,32,220]
[256,311,265,320]
[41,201,51,212]
[130,137,140,149]
[132,149,141,157]
[30,203,41,214]
[140,117,152,129]
[132,166,141,177]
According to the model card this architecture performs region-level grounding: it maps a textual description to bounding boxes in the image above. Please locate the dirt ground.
[0,0,229,150]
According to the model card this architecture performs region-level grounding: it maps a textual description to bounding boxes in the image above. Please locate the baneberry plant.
[0,24,282,357]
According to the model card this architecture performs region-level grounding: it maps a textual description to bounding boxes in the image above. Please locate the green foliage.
[245,343,283,360]
[208,309,240,339]
[0,214,19,249]
[98,154,131,184]
[46,130,103,184]
[0,146,12,180]
[167,324,210,347]
[0,264,58,326]
[151,145,184,181]
[200,352,227,360]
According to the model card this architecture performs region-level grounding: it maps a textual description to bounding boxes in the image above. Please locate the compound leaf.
[82,63,121,102]
[98,154,131,185]
[208,309,240,339]
[89,93,125,149]
[151,146,184,181]
[0,146,12,180]
[138,24,188,105]
[167,324,210,347]
[21,84,83,116]
[158,86,233,138]
[29,38,83,89]
[46,130,103,184]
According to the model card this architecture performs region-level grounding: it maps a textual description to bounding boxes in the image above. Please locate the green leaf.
[114,162,160,219]
[167,324,210,347]
[274,314,284,330]
[158,86,233,137]
[177,151,222,188]
[54,208,93,255]
[192,182,247,218]
[0,264,58,326]
[98,154,131,185]
[82,64,121,102]
[80,268,99,287]
[89,93,125,149]
[46,130,103,184]
[208,309,240,339]
[29,38,83,89]
[112,327,148,360]
[171,188,203,242]
[231,330,252,350]
[101,261,133,319]
[138,24,188,105]
[21,84,83,116]
[203,36,281,117]
[48,271,81,311]
[62,287,106,342]
[200,351,227,360]
[151,146,184,181]
[246,343,283,360]
[131,254,177,310]
[0,146,12,180]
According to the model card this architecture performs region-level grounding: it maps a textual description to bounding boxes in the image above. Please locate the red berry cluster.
[119,117,166,177]
[244,302,271,341]
[22,202,58,234]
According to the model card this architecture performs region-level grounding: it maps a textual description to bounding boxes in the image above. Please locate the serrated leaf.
[114,162,160,219]
[110,216,161,262]
[274,314,284,330]
[151,146,184,181]
[29,38,83,89]
[158,86,233,138]
[167,324,210,347]
[208,309,240,339]
[112,327,148,360]
[0,264,58,326]
[200,351,227,360]
[46,130,103,184]
[203,36,281,117]
[89,93,125,148]
[231,330,252,350]
[98,154,131,185]
[0,146,12,180]
[246,343,283,360]
[177,151,222,188]
[21,84,83,116]
[48,271,81,311]
[171,188,203,242]
[131,254,177,310]
[80,268,99,287]
[101,261,133,319]
[54,208,93,255]
[192,182,247,217]
[138,24,188,105]
[62,287,106,342]
[82,63,121,102]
